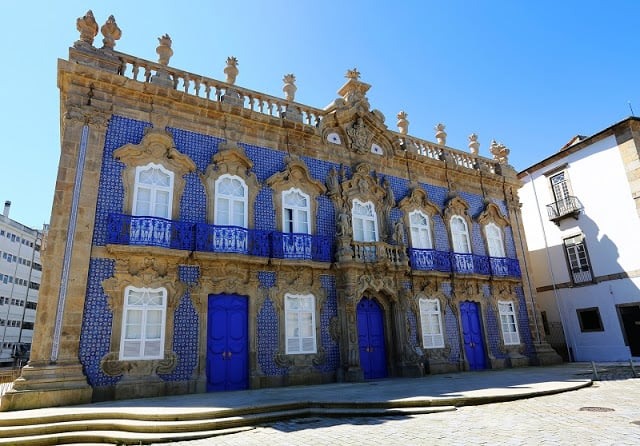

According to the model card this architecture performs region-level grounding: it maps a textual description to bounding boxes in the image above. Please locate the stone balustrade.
[114,53,324,127]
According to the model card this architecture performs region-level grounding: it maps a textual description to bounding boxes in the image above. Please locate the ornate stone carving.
[100,15,121,50]
[435,123,447,145]
[282,74,297,101]
[224,56,239,85]
[76,10,98,46]
[346,117,374,154]
[101,351,178,377]
[397,111,409,135]
[490,140,510,165]
[274,352,293,368]
[156,34,173,66]
[477,202,511,228]
[329,316,341,341]
[468,133,480,155]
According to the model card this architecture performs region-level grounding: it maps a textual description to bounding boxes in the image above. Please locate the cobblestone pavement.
[154,375,640,446]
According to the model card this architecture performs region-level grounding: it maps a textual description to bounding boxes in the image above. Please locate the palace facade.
[1,11,559,410]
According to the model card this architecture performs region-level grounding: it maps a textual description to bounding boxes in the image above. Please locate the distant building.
[519,117,640,361]
[0,201,44,366]
[1,11,559,411]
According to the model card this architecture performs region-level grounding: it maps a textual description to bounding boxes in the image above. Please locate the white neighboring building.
[519,117,640,362]
[0,201,44,366]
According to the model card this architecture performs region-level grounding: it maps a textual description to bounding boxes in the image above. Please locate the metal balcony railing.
[546,196,582,222]
[106,214,194,250]
[409,248,521,278]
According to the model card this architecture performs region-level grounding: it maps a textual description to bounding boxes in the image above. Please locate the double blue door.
[357,298,388,379]
[460,301,487,370]
[207,294,249,391]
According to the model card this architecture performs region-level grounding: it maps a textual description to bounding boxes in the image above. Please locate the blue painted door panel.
[207,294,249,391]
[357,298,388,379]
[460,301,487,370]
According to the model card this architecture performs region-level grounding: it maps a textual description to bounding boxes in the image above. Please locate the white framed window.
[282,188,310,234]
[419,298,444,348]
[120,286,167,360]
[498,300,520,345]
[563,235,593,284]
[409,210,432,249]
[450,215,471,253]
[352,200,379,242]
[215,174,248,227]
[285,293,316,354]
[132,163,174,218]
[485,223,505,257]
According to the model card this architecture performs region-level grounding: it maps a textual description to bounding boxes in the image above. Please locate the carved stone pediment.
[340,162,386,206]
[477,202,510,227]
[195,262,254,306]
[113,127,196,219]
[356,274,396,300]
[398,182,441,217]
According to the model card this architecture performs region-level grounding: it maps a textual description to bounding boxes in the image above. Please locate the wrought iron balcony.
[409,248,452,272]
[271,232,333,262]
[195,223,270,256]
[409,248,521,278]
[107,214,194,250]
[546,196,582,223]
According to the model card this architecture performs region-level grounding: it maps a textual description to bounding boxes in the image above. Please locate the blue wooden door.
[207,294,249,391]
[357,298,388,379]
[460,301,487,370]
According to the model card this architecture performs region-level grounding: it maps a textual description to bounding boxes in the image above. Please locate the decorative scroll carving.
[101,351,178,377]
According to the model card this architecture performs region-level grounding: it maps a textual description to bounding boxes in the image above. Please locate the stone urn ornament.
[435,123,447,145]
[100,15,121,50]
[468,133,480,155]
[282,74,297,101]
[156,34,173,66]
[76,10,98,46]
[224,57,239,85]
[397,111,409,135]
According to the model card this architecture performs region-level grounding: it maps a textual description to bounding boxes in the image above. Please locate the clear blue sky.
[2,1,639,229]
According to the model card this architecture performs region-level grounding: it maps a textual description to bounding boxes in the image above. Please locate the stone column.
[336,279,363,382]
[1,108,110,411]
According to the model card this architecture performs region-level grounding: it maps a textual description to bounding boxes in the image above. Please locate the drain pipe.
[525,171,576,361]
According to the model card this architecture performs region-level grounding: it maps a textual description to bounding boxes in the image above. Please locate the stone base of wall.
[425,359,461,375]
[0,361,92,411]
[255,371,336,389]
[531,342,564,365]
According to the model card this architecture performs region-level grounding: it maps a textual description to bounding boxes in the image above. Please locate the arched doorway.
[357,297,388,379]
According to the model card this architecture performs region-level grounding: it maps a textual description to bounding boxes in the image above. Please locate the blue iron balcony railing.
[195,223,270,257]
[271,232,334,262]
[409,248,521,278]
[409,248,452,272]
[107,214,194,250]
[546,196,582,223]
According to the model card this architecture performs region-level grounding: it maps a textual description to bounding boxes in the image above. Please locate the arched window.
[352,200,378,242]
[450,215,471,253]
[120,286,167,360]
[485,223,505,257]
[282,189,310,234]
[133,163,174,218]
[285,293,317,354]
[419,298,444,348]
[409,210,432,249]
[215,175,248,227]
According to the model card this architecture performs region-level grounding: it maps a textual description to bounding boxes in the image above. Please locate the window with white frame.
[133,163,174,218]
[120,286,167,360]
[282,189,310,234]
[409,210,432,249]
[485,223,505,257]
[563,234,592,284]
[450,215,471,253]
[419,298,444,348]
[352,200,378,242]
[285,293,316,354]
[215,175,248,227]
[498,300,520,345]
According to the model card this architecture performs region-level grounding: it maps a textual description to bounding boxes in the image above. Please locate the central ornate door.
[207,294,249,391]
[460,301,487,370]
[357,297,388,379]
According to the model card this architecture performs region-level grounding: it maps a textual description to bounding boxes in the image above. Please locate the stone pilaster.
[1,108,110,411]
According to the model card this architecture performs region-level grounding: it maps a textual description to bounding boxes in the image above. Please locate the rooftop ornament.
[224,57,239,85]
[282,74,297,101]
[490,140,510,164]
[435,123,447,145]
[100,15,121,50]
[156,34,173,66]
[397,111,409,135]
[76,10,98,46]
[468,133,480,155]
[346,68,361,80]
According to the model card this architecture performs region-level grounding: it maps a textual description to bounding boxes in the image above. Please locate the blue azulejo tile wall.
[516,286,535,357]
[79,258,120,387]
[316,275,339,373]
